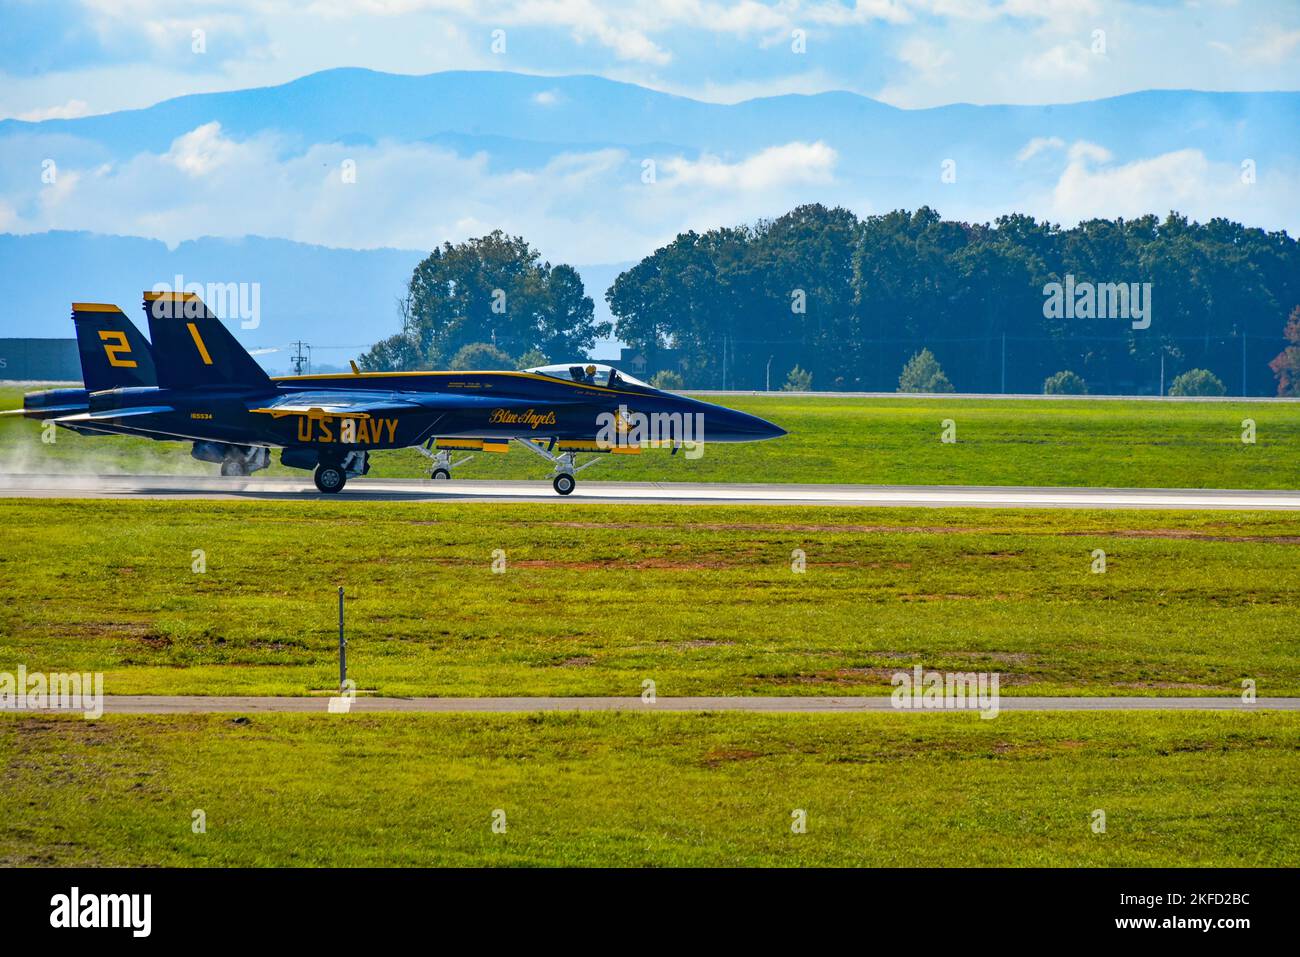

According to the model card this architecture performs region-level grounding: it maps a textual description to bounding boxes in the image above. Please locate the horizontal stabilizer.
[55,406,174,423]
[0,404,89,419]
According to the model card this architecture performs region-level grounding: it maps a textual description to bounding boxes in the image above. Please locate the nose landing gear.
[517,441,599,495]
[415,443,474,481]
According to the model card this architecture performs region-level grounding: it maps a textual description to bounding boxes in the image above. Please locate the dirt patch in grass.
[763,666,1035,687]
[512,557,744,571]
[1066,529,1300,545]
[8,716,114,740]
[833,667,908,681]
[549,521,981,536]
[898,593,1011,602]
[551,656,596,667]
[66,621,159,642]
[131,632,173,649]
[701,747,765,767]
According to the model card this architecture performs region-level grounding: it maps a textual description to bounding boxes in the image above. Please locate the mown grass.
[2,501,1297,696]
[1,711,1295,867]
[3,385,1296,489]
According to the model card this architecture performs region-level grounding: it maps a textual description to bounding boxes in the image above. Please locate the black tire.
[314,464,347,494]
[552,473,576,496]
[431,468,451,480]
[220,460,248,477]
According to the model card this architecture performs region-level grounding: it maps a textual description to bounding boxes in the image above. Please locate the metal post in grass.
[338,586,346,692]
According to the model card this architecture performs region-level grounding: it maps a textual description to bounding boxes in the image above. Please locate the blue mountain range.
[1,69,1295,359]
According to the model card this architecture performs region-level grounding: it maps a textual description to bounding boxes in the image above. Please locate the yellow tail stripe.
[186,323,213,365]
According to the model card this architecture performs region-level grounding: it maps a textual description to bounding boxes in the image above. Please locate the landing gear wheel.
[220,460,248,477]
[314,463,347,494]
[552,473,576,496]
[431,468,451,480]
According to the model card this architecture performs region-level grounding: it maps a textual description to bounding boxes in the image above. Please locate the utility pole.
[291,340,311,376]
[338,586,347,692]
[766,355,774,392]
[1000,334,1006,394]
[1159,351,1165,396]
[1242,332,1247,397]
[721,336,727,391]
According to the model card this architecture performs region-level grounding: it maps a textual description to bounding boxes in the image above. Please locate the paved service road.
[10,696,1298,714]
[2,474,1299,509]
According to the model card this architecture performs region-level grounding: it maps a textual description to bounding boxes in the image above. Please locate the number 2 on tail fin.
[98,330,137,368]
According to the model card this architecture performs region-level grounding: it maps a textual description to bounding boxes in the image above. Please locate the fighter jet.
[5,292,785,494]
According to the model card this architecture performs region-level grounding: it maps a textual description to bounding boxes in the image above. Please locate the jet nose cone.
[715,407,786,441]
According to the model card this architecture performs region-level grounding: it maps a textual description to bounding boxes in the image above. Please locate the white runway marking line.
[1,474,1298,509]
[8,696,1300,714]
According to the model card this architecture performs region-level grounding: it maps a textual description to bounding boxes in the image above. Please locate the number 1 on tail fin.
[143,292,270,390]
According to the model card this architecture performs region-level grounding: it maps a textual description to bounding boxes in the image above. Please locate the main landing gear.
[314,462,346,493]
[193,442,269,478]
[313,451,369,495]
[516,439,601,496]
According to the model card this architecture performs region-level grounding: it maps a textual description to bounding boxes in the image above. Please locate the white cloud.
[660,141,837,191]
[897,37,952,82]
[13,100,92,122]
[1023,42,1093,80]
[1039,140,1289,228]
[1017,136,1065,161]
[532,89,559,106]
[1,126,846,263]
[1066,139,1112,164]
[1248,28,1300,65]
[163,122,246,176]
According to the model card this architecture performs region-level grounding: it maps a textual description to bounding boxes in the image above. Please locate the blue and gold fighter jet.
[4,292,785,494]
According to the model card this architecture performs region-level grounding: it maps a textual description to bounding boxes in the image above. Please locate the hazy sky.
[2,0,1298,120]
[1,1,1297,267]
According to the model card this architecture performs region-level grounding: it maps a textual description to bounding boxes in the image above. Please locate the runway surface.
[2,473,1298,508]
[11,695,1297,714]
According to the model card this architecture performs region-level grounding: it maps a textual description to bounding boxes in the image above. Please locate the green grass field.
[3,386,1297,869]
[2,500,1297,696]
[2,711,1295,866]
[3,385,1296,489]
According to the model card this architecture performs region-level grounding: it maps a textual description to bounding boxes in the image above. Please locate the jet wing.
[248,391,568,419]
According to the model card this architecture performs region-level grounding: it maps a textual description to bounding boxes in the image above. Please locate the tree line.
[361,207,1300,396]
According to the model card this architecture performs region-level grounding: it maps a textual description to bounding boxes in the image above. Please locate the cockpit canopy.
[523,363,652,389]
